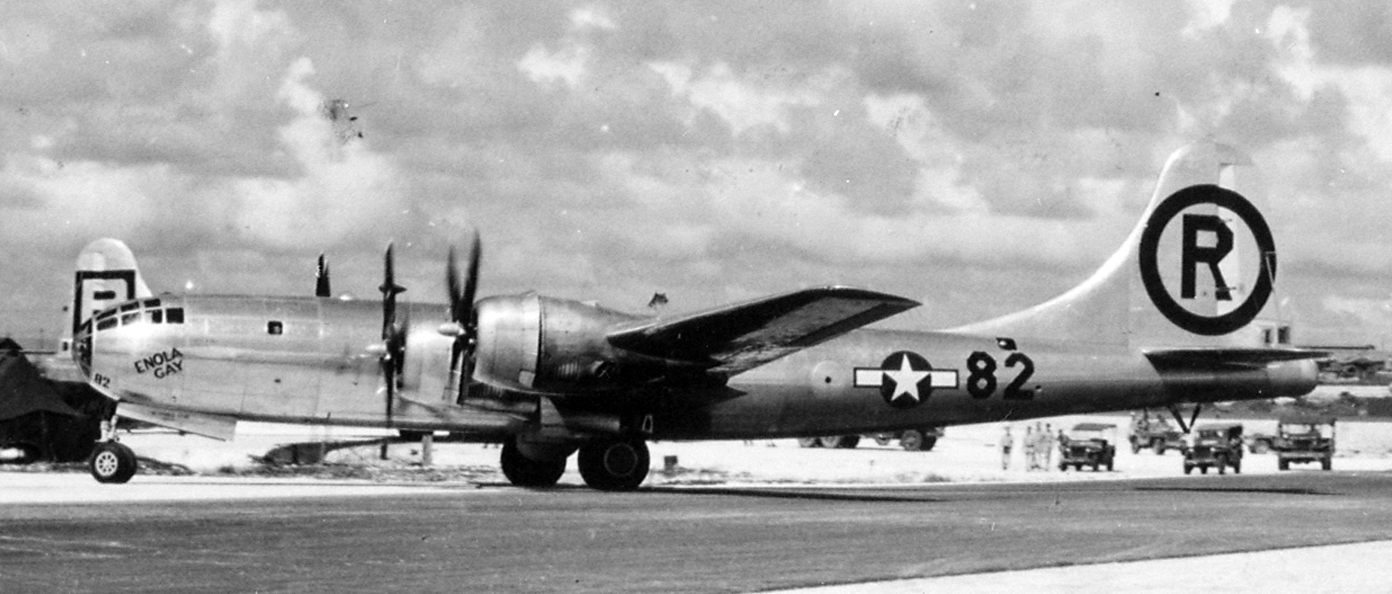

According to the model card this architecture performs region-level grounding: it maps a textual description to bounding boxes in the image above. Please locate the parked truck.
[1273,415,1336,471]
[1183,422,1244,475]
[1129,409,1187,455]
[1058,423,1116,471]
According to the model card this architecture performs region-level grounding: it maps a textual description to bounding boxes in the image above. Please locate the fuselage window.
[121,312,140,325]
[166,308,185,324]
[267,321,283,336]
[96,318,118,331]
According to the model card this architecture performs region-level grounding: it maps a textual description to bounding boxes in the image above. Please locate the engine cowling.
[473,293,674,394]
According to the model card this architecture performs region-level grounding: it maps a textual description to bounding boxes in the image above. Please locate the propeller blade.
[315,253,332,298]
[461,233,481,326]
[379,242,406,340]
[446,233,482,326]
[377,242,408,424]
[445,233,482,405]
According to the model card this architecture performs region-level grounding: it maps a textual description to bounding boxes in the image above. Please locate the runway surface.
[4,471,1392,593]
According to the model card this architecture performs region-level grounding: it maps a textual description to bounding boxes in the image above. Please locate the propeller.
[315,253,331,298]
[379,243,407,424]
[445,233,482,405]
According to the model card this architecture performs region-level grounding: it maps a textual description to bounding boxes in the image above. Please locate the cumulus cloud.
[233,57,408,249]
[5,0,1392,342]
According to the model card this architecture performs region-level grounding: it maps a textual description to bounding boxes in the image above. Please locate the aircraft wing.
[608,286,919,376]
[1145,348,1329,371]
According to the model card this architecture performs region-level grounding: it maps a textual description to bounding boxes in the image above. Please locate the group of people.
[999,422,1059,471]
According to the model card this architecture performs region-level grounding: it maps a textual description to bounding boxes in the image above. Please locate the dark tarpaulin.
[0,338,80,420]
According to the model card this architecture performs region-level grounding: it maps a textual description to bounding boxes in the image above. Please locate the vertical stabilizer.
[71,238,153,336]
[949,141,1278,349]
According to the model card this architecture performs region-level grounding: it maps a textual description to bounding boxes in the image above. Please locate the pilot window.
[143,298,161,308]
[121,312,140,325]
[96,318,118,331]
[267,321,283,335]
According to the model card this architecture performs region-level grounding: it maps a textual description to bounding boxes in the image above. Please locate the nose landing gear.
[90,441,137,483]
[88,416,137,484]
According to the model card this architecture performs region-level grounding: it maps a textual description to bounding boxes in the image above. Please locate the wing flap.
[1145,348,1329,371]
[608,286,919,375]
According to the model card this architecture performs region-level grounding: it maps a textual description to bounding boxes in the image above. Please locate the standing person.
[1000,425,1013,470]
[1023,425,1036,471]
[1043,423,1056,471]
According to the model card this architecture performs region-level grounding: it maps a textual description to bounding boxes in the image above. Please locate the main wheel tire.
[920,436,938,452]
[500,439,567,488]
[89,442,137,484]
[1201,466,1208,474]
[873,434,893,446]
[1184,464,1194,475]
[578,438,650,491]
[797,437,820,448]
[1279,459,1290,471]
[899,430,924,451]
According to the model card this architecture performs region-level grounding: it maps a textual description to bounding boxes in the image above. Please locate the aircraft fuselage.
[78,294,1315,441]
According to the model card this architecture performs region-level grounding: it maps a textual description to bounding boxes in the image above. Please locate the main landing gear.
[499,435,650,491]
[88,417,137,483]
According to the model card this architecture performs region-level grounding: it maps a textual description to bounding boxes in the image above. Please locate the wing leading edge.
[607,286,919,376]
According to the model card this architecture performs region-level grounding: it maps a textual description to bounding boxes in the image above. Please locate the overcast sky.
[3,1,1392,346]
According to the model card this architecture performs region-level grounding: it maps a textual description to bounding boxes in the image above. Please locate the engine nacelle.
[473,293,673,394]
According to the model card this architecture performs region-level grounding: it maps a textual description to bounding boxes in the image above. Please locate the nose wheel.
[89,441,138,484]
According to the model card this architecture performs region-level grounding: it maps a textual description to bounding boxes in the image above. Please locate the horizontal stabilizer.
[608,286,919,376]
[1145,348,1329,371]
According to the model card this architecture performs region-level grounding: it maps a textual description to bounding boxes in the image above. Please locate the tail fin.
[71,238,153,336]
[952,141,1280,349]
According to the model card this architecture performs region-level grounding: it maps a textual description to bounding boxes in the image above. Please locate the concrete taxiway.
[4,471,1392,593]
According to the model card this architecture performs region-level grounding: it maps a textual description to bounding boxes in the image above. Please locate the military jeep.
[1129,409,1187,455]
[1274,415,1336,471]
[1183,422,1243,475]
[1058,423,1116,472]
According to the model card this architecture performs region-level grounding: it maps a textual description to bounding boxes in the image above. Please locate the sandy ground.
[72,414,1392,486]
[6,413,1389,503]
